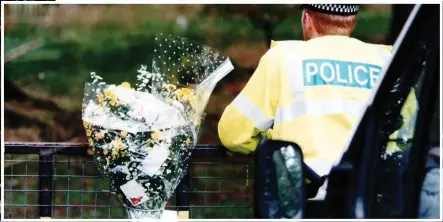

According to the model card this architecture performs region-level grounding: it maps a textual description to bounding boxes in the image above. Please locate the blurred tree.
[4,5,55,111]
[5,4,59,104]
[388,4,414,45]
[200,5,300,89]
[203,5,299,49]
[4,4,81,141]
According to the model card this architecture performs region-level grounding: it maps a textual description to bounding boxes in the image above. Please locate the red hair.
[305,8,357,36]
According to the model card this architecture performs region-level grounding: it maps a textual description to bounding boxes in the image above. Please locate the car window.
[369,31,438,219]
[371,89,416,218]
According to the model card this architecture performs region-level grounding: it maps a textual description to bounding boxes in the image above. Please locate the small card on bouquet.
[120,179,149,206]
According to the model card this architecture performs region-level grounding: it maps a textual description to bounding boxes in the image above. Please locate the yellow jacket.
[218,35,415,175]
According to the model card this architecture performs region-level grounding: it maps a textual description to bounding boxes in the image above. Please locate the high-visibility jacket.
[218,35,416,176]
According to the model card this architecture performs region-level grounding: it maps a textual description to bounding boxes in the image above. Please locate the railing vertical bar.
[188,161,193,218]
[9,154,14,218]
[66,156,71,218]
[218,177,221,207]
[204,163,208,217]
[51,155,56,218]
[24,154,28,218]
[38,148,53,218]
[107,184,112,218]
[176,161,190,218]
[231,158,236,218]
[80,161,85,219]
[93,181,98,218]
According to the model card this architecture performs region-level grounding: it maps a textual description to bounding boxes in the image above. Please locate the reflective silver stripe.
[275,41,306,126]
[275,98,366,125]
[231,94,273,130]
[285,41,305,101]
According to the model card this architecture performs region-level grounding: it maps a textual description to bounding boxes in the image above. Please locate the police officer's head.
[300,4,360,40]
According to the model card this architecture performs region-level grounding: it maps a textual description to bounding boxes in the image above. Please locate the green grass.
[5,7,391,97]
[4,154,255,219]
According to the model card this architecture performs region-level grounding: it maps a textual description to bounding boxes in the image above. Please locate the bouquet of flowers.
[82,34,233,220]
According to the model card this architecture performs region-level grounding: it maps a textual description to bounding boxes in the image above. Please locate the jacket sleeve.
[378,45,419,153]
[378,44,393,52]
[387,89,418,153]
[218,49,280,154]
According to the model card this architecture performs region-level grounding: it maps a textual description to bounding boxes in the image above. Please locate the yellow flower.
[163,83,177,91]
[88,138,94,146]
[185,138,191,145]
[110,137,124,151]
[116,140,124,150]
[181,88,193,98]
[109,93,117,104]
[121,131,128,137]
[175,88,195,108]
[83,120,90,129]
[103,149,108,155]
[145,146,153,152]
[104,88,113,98]
[97,94,104,103]
[175,88,194,100]
[120,82,131,89]
[110,100,117,106]
[151,132,160,140]
[112,148,119,157]
[86,129,92,137]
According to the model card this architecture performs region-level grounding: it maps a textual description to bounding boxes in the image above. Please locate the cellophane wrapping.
[82,34,233,220]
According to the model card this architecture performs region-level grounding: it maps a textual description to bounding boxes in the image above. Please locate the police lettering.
[303,59,382,89]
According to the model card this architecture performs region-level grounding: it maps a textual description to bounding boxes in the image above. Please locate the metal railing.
[4,142,255,219]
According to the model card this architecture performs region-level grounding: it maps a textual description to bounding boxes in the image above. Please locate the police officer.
[218,4,396,179]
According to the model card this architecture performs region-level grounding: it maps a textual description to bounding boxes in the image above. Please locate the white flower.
[129,103,145,120]
[112,86,136,104]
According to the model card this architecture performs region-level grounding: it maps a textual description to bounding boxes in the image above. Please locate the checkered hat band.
[303,4,360,15]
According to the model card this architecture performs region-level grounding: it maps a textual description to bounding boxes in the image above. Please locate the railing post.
[176,161,190,219]
[38,148,54,219]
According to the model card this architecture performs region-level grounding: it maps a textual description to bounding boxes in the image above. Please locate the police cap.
[300,4,360,16]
